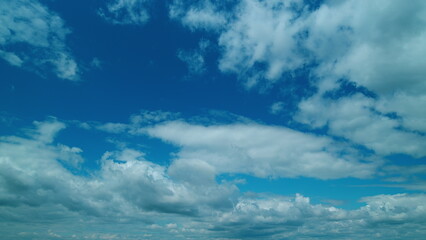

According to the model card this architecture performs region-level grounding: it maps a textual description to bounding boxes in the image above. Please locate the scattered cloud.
[177,39,210,75]
[99,0,152,25]
[1,118,426,239]
[269,101,284,115]
[90,57,103,69]
[0,0,79,80]
[0,119,236,220]
[295,93,426,157]
[169,0,228,31]
[2,0,426,239]
[172,0,426,160]
[177,49,205,75]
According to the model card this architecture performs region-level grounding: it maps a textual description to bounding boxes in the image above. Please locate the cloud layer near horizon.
[1,119,426,239]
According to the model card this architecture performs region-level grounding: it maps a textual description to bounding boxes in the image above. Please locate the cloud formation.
[171,0,426,159]
[2,0,426,238]
[143,120,376,179]
[99,0,152,25]
[0,0,79,80]
[1,118,426,239]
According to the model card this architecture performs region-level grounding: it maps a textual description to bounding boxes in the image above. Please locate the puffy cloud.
[1,119,426,239]
[176,0,426,95]
[295,94,426,157]
[88,111,378,180]
[169,0,312,87]
[305,0,426,135]
[0,0,79,80]
[208,193,426,239]
[0,119,236,221]
[358,194,426,224]
[172,0,426,158]
[217,0,309,87]
[144,120,377,179]
[99,0,152,25]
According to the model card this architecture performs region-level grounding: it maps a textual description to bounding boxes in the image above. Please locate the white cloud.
[305,0,426,135]
[144,120,377,179]
[0,119,236,221]
[209,193,426,239]
[1,119,426,239]
[169,0,228,31]
[172,0,426,158]
[0,0,79,80]
[295,94,426,157]
[376,93,426,133]
[218,0,309,87]
[99,0,151,25]
[358,194,426,224]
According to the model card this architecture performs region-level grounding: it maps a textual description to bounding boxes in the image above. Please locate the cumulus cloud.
[202,193,426,239]
[1,119,426,239]
[170,0,311,87]
[99,0,152,25]
[142,120,377,179]
[302,0,426,136]
[92,111,378,180]
[0,119,236,221]
[0,0,79,80]
[295,93,426,157]
[217,0,310,88]
[174,0,426,94]
[172,0,426,159]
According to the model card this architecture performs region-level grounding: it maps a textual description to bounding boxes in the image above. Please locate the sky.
[1,0,426,239]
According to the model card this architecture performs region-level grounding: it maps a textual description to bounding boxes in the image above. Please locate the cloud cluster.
[295,93,426,157]
[143,120,376,179]
[92,110,378,179]
[0,119,235,220]
[210,193,426,239]
[171,0,426,158]
[0,0,79,80]
[1,119,426,239]
[2,0,426,238]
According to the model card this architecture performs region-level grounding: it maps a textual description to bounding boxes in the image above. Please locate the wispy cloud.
[99,0,152,25]
[0,0,79,80]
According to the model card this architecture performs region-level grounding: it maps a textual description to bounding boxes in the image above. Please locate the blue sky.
[1,0,426,239]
